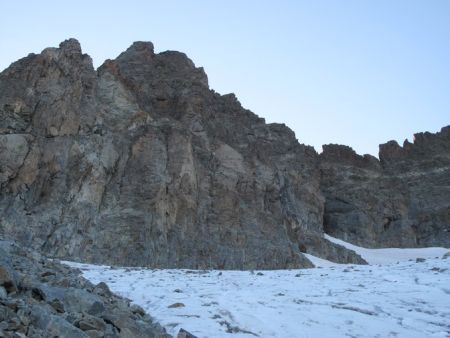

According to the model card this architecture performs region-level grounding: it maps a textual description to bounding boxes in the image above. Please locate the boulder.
[0,251,17,292]
[178,328,198,338]
[0,239,170,337]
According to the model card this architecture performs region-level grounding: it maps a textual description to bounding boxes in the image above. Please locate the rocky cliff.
[0,39,365,269]
[320,126,450,248]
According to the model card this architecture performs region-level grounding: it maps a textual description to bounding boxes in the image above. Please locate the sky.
[1,0,449,156]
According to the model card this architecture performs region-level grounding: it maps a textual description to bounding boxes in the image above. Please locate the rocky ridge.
[320,126,450,248]
[0,38,448,271]
[0,39,365,269]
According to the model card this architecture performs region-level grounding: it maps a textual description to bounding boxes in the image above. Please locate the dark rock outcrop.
[1,38,448,268]
[320,127,450,248]
[0,39,363,269]
[0,238,170,338]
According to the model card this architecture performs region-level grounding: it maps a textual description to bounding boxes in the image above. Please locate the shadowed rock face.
[0,39,364,269]
[320,126,450,248]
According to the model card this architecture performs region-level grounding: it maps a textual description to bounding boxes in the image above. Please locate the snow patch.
[325,234,449,265]
[64,239,450,338]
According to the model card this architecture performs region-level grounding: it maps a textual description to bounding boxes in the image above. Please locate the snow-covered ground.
[64,236,450,338]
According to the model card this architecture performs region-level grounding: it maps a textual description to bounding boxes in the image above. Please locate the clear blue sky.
[1,0,449,156]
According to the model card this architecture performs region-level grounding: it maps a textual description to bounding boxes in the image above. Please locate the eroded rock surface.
[0,39,363,269]
[0,238,170,338]
[320,127,450,248]
[1,38,447,267]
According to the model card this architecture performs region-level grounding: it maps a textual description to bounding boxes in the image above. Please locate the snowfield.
[65,236,450,338]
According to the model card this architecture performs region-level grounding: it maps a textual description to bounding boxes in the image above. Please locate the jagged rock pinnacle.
[117,41,155,63]
[59,38,82,55]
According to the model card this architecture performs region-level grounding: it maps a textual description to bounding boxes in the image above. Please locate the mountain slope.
[0,39,362,269]
[0,39,448,268]
[66,241,450,338]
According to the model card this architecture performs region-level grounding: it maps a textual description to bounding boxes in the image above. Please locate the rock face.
[320,126,450,248]
[0,238,170,338]
[1,39,448,268]
[0,39,363,269]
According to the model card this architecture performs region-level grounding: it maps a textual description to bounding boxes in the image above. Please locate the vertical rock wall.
[0,39,365,269]
[320,127,450,248]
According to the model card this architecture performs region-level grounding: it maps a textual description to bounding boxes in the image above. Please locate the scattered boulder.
[0,251,17,293]
[87,301,105,316]
[84,330,103,338]
[0,238,170,338]
[93,282,113,297]
[177,328,198,338]
[75,314,107,331]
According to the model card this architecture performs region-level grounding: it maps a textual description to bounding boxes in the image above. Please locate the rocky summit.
[0,39,448,270]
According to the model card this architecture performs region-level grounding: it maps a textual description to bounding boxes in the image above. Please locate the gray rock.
[320,127,450,249]
[49,298,65,313]
[63,289,104,313]
[29,304,53,331]
[0,286,7,299]
[13,332,27,338]
[88,301,106,315]
[130,304,146,316]
[101,309,163,338]
[0,39,362,269]
[0,251,17,292]
[75,315,107,331]
[0,239,170,338]
[178,328,197,338]
[94,282,113,297]
[84,330,104,338]
[46,315,89,338]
